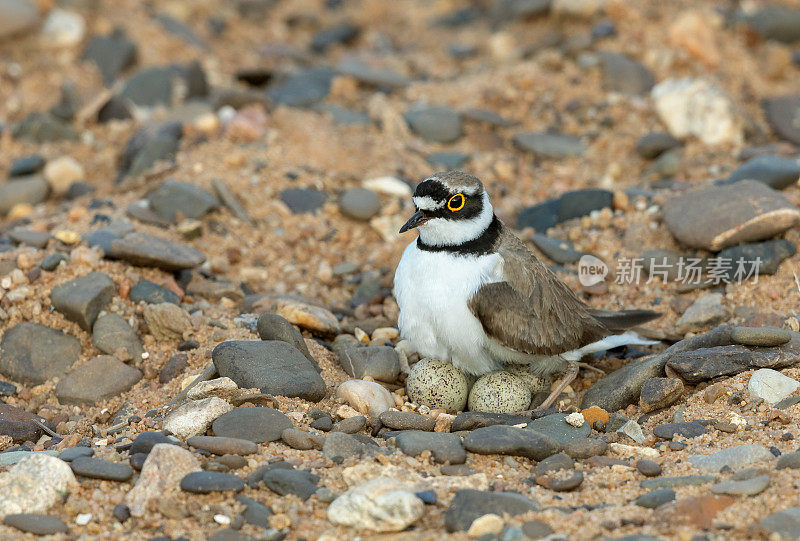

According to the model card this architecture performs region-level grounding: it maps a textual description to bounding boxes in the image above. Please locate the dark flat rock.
[662,180,800,251]
[514,131,586,159]
[445,489,539,532]
[180,471,244,493]
[187,436,258,456]
[464,425,559,460]
[726,155,800,190]
[213,340,326,401]
[256,312,318,369]
[635,488,675,509]
[147,179,218,223]
[3,514,69,535]
[109,232,206,270]
[395,431,465,464]
[379,411,436,432]
[0,322,81,385]
[261,469,319,500]
[50,272,115,332]
[92,313,144,360]
[55,355,142,406]
[211,407,293,443]
[640,475,716,489]
[70,456,134,481]
[338,346,399,383]
[526,413,591,445]
[450,411,531,432]
[0,403,58,443]
[130,279,180,305]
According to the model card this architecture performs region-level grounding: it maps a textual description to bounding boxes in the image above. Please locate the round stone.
[467,371,531,414]
[339,188,380,221]
[636,459,663,477]
[406,358,470,411]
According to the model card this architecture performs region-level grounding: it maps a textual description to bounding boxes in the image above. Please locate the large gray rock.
[109,232,206,270]
[50,272,115,331]
[213,340,326,402]
[55,356,142,405]
[0,322,81,384]
[662,180,800,251]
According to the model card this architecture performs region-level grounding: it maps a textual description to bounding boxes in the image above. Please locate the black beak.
[399,210,429,233]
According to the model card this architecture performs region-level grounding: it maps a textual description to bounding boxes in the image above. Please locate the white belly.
[393,241,503,375]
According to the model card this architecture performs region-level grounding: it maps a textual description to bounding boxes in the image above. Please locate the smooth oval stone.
[130,431,175,455]
[59,446,94,462]
[211,407,292,443]
[545,471,583,492]
[710,475,770,496]
[395,431,466,464]
[70,456,133,481]
[635,488,676,508]
[187,436,258,455]
[533,453,575,475]
[653,421,707,440]
[731,326,792,347]
[3,514,69,535]
[180,471,244,493]
[636,459,662,477]
[526,413,591,445]
[379,411,436,432]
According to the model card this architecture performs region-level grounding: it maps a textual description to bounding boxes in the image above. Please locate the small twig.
[577,362,606,375]
[33,419,60,438]
[793,271,800,297]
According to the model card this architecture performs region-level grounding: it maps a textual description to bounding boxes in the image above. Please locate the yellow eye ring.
[447,193,465,211]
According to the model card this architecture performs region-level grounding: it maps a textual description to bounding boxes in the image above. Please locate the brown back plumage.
[468,224,655,355]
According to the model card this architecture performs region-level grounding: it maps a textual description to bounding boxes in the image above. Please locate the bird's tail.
[561,331,659,361]
[588,308,661,332]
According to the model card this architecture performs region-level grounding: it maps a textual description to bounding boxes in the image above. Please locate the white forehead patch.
[413,195,444,211]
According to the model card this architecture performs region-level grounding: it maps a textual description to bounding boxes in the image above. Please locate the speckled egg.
[406,358,470,411]
[467,371,532,413]
[503,364,550,394]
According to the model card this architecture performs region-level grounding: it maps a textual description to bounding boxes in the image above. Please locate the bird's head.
[399,171,494,246]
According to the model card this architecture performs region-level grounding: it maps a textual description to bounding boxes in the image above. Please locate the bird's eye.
[447,193,465,211]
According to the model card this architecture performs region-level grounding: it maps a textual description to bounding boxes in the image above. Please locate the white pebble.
[75,513,92,525]
[565,412,585,427]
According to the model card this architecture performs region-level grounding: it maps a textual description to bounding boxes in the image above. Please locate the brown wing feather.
[469,227,609,355]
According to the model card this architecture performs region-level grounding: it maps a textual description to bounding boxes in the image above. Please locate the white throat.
[418,192,494,247]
